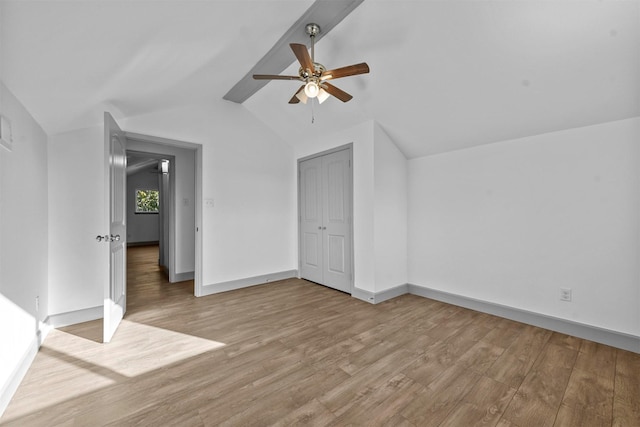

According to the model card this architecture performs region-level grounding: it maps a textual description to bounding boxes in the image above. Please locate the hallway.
[126,245,194,314]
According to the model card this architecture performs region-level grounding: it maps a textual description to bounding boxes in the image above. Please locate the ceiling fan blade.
[322,82,353,102]
[290,43,314,72]
[321,62,370,80]
[289,85,306,104]
[253,74,301,81]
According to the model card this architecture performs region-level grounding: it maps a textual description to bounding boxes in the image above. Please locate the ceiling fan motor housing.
[299,62,326,80]
[305,23,321,37]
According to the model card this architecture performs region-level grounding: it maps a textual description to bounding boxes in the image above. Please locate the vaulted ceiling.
[1,0,638,159]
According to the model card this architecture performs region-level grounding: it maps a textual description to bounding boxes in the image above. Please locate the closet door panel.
[321,150,351,293]
[327,234,345,274]
[299,157,323,284]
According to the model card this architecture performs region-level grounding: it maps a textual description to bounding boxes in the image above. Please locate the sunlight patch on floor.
[1,350,117,422]
[49,320,226,377]
[1,320,225,422]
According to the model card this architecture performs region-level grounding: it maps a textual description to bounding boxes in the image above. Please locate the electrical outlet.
[560,288,572,302]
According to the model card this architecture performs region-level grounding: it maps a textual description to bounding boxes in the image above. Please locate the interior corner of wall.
[373,122,408,161]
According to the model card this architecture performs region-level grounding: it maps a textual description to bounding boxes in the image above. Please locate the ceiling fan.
[253,23,370,104]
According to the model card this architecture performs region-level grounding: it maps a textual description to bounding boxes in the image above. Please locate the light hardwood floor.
[2,245,638,426]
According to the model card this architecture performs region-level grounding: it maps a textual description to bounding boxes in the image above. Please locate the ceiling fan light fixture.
[252,22,369,106]
[304,80,319,98]
[317,88,330,104]
[295,88,308,104]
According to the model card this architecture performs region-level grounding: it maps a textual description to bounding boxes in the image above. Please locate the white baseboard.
[171,271,194,283]
[351,287,375,303]
[1,309,99,418]
[350,282,639,353]
[0,335,39,418]
[200,270,298,297]
[47,306,102,328]
[408,284,640,354]
[352,284,409,304]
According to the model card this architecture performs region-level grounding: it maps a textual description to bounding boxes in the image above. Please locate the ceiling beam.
[223,0,364,104]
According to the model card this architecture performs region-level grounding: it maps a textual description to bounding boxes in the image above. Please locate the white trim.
[408,284,640,354]
[351,287,375,303]
[0,336,38,417]
[375,284,409,303]
[47,306,103,328]
[124,132,203,298]
[352,284,409,304]
[200,270,298,297]
[171,271,194,283]
[194,145,203,297]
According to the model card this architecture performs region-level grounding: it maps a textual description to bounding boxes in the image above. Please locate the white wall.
[0,81,49,414]
[121,100,296,287]
[408,118,640,336]
[45,98,297,318]
[48,126,106,316]
[373,123,408,292]
[126,168,160,244]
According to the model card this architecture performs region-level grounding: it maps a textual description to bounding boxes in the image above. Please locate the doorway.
[126,152,173,273]
[298,144,354,294]
[125,132,202,294]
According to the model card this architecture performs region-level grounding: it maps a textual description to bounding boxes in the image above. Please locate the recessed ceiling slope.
[223,0,364,104]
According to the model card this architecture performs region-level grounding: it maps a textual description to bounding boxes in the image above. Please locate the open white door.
[104,112,126,343]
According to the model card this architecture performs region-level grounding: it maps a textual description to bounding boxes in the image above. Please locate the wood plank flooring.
[1,245,638,426]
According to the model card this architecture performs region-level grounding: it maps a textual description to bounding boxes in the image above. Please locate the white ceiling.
[1,0,638,159]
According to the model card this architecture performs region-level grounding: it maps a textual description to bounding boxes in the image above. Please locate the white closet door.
[299,156,324,284]
[299,148,352,293]
[321,149,351,293]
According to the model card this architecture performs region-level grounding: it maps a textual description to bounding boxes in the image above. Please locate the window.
[135,189,159,213]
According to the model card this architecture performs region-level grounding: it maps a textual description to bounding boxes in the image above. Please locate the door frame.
[297,143,354,294]
[123,132,203,296]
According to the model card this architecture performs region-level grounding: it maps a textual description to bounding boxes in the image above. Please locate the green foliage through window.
[136,189,159,213]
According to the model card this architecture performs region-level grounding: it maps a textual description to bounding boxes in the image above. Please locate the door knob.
[96,234,120,242]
